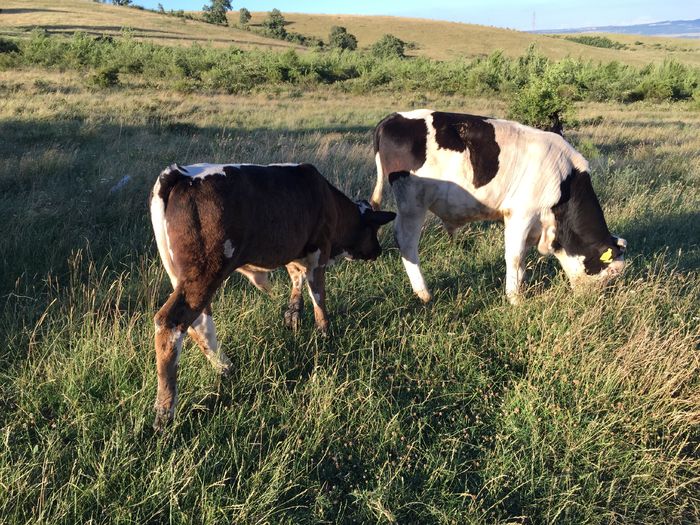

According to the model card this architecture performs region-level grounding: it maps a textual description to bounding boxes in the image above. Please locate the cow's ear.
[537,225,557,255]
[364,210,396,226]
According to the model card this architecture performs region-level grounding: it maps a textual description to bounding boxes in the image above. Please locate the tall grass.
[0,67,698,523]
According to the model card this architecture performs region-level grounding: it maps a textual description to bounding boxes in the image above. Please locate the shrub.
[329,26,357,51]
[507,75,573,132]
[239,7,251,27]
[0,38,20,54]
[88,66,120,88]
[565,35,627,50]
[370,34,406,59]
[202,0,231,26]
[263,9,287,39]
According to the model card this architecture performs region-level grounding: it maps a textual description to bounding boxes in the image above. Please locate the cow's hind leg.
[284,263,305,331]
[153,282,213,430]
[187,304,231,375]
[503,213,535,305]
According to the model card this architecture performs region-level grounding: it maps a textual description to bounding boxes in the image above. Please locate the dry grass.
[0,0,299,51]
[245,12,700,65]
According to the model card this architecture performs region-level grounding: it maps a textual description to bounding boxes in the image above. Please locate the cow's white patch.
[223,239,235,258]
[555,251,587,287]
[150,179,178,288]
[398,108,433,120]
[180,163,230,180]
[268,163,300,167]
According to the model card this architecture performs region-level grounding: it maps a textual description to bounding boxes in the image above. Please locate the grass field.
[1,63,698,523]
[3,0,700,66]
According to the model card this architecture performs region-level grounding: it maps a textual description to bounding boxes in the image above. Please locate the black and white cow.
[371,109,627,304]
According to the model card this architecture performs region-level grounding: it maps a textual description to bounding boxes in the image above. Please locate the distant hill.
[533,18,700,38]
[2,0,700,67]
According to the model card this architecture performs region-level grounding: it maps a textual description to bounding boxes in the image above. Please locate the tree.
[202,0,232,25]
[329,26,357,51]
[370,34,406,58]
[263,8,287,38]
[239,7,251,26]
[112,0,132,5]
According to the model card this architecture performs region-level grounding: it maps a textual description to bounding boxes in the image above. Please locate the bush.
[263,9,287,39]
[329,26,357,51]
[507,75,573,132]
[239,7,251,27]
[202,0,231,25]
[565,35,627,50]
[88,66,120,88]
[0,38,20,54]
[370,34,406,59]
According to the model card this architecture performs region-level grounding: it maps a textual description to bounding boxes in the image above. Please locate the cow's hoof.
[416,289,432,303]
[284,306,302,331]
[506,293,523,306]
[153,407,173,432]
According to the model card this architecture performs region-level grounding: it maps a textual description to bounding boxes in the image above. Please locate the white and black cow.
[370,109,627,304]
[150,162,395,429]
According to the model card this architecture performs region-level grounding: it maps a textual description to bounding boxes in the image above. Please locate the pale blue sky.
[136,0,697,31]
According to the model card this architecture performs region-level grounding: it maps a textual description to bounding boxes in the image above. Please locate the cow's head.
[345,199,396,261]
[538,169,628,289]
[539,218,627,288]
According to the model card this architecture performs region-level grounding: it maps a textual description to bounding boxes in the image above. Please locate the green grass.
[0,69,699,523]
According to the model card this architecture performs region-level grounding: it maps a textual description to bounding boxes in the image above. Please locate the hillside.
[248,12,700,66]
[2,0,700,67]
[0,0,299,51]
[534,18,700,38]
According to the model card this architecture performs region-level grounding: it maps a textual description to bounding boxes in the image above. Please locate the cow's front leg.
[503,213,534,305]
[395,209,430,303]
[284,263,305,331]
[306,264,329,334]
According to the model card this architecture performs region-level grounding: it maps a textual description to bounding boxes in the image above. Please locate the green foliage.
[9,33,700,105]
[87,65,120,88]
[239,7,251,26]
[565,35,627,49]
[507,76,572,131]
[111,0,132,5]
[329,26,358,51]
[370,33,406,58]
[262,8,287,39]
[202,0,231,26]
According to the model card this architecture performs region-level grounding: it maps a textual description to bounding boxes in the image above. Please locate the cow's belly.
[412,163,502,225]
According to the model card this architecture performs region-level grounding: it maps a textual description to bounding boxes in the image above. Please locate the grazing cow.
[370,109,627,304]
[150,162,395,429]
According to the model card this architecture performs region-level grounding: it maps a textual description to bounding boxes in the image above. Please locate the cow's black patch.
[374,113,428,174]
[431,112,501,188]
[388,171,411,185]
[552,169,622,275]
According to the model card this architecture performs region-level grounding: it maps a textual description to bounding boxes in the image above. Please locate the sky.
[135,0,697,31]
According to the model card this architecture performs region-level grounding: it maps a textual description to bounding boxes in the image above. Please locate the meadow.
[1,27,699,525]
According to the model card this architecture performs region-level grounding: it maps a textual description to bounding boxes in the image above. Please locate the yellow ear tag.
[600,248,613,263]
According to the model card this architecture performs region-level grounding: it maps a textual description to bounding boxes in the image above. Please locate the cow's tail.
[370,124,385,209]
[150,164,186,286]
